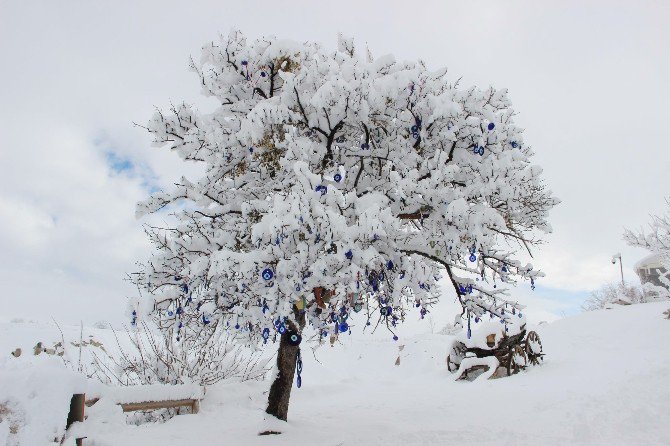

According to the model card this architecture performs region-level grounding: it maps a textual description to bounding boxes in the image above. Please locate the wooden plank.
[119,399,198,413]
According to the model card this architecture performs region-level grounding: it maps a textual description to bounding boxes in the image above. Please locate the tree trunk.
[265,330,300,421]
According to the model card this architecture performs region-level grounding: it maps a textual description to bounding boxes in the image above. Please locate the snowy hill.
[2,302,669,445]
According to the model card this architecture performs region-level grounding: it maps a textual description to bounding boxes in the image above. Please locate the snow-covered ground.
[2,302,669,445]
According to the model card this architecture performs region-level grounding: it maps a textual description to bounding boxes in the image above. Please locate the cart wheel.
[447,341,467,373]
[509,345,528,374]
[525,331,543,365]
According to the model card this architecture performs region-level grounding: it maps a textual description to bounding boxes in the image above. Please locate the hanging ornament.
[511,141,518,148]
[262,268,274,281]
[296,351,303,388]
[287,331,302,346]
[333,173,342,183]
[262,328,270,344]
[488,122,495,131]
[478,146,485,156]
[278,323,287,334]
[202,314,210,325]
[353,302,363,313]
[380,306,393,317]
[393,335,398,341]
[338,322,349,333]
[469,254,477,262]
[315,185,327,195]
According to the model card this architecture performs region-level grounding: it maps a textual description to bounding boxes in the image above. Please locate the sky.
[1,0,669,327]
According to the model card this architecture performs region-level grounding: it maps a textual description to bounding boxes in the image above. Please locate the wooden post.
[66,393,85,446]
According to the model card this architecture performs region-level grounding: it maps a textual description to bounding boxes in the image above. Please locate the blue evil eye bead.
[518,313,523,318]
[336,136,345,143]
[474,316,480,323]
[241,60,248,66]
[180,283,188,294]
[249,147,254,153]
[321,330,328,337]
[278,324,287,334]
[502,266,508,272]
[360,143,369,149]
[296,375,302,388]
[262,268,274,281]
[478,147,485,156]
[178,321,183,328]
[420,308,427,318]
[381,306,393,317]
[411,125,418,132]
[235,323,240,329]
[511,141,518,148]
[315,185,327,195]
[393,335,399,341]
[167,310,174,317]
[338,322,349,333]
[500,319,505,324]
[386,260,394,270]
[353,302,363,313]
[469,254,477,262]
[345,249,353,260]
[459,285,466,294]
[174,276,182,282]
[202,315,210,324]
[412,132,419,139]
[415,301,421,308]
[288,331,302,346]
[262,328,270,340]
[473,145,480,154]
[467,328,472,339]
[333,173,342,183]
[488,122,495,131]
[176,307,183,315]
[260,71,267,77]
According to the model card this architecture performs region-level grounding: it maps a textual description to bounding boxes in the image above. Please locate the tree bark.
[265,329,301,421]
[266,309,305,421]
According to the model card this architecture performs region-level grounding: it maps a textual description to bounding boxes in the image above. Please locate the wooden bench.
[67,385,203,444]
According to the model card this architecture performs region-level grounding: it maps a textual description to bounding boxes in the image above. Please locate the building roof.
[634,253,665,272]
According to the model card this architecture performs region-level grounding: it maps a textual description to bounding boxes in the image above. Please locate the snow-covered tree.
[624,201,670,300]
[582,282,645,311]
[132,30,558,420]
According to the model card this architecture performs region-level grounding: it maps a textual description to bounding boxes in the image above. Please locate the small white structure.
[634,254,668,290]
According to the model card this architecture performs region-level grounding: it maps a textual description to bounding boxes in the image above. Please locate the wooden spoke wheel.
[524,331,544,365]
[447,341,467,373]
[507,345,528,375]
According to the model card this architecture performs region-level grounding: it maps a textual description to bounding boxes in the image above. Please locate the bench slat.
[120,399,198,413]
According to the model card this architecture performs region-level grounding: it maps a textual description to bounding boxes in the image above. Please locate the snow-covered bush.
[89,322,270,387]
[582,282,645,311]
[133,29,558,420]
